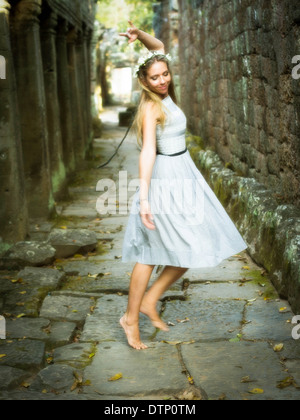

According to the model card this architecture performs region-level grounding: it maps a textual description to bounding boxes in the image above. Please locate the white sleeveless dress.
[121,96,248,268]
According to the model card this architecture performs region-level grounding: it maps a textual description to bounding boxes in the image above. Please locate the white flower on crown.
[134,51,172,78]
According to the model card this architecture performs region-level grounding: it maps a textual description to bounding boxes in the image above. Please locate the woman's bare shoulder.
[143,100,161,119]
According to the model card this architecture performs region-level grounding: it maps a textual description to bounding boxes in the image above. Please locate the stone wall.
[164,0,300,207]
[0,0,95,253]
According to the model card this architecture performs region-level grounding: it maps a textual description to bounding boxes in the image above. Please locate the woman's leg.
[120,262,155,350]
[140,265,189,331]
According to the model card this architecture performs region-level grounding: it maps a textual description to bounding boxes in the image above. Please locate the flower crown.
[134,51,172,78]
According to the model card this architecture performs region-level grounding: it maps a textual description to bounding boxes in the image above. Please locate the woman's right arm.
[139,102,159,231]
[120,21,165,53]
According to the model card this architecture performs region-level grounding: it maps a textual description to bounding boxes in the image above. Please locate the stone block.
[0,366,30,390]
[48,229,98,258]
[0,339,45,370]
[17,267,65,289]
[53,342,95,369]
[40,294,92,322]
[156,298,245,342]
[181,341,300,400]
[0,242,56,269]
[83,342,187,396]
[30,364,75,392]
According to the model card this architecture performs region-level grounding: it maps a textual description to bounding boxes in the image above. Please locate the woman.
[119,22,247,350]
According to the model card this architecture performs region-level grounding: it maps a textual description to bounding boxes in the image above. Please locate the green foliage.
[96,0,155,34]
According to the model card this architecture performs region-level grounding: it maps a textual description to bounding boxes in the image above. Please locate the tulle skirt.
[122,149,247,268]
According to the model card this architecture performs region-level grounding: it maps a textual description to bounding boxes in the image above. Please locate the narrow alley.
[0,108,299,400]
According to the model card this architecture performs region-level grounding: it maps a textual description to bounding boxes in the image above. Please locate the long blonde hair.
[133,54,177,148]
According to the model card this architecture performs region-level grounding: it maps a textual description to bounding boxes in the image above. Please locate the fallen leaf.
[83,380,91,386]
[88,353,95,359]
[16,313,26,319]
[241,376,252,383]
[229,333,242,343]
[242,266,250,270]
[176,317,190,324]
[188,375,194,385]
[19,291,27,295]
[277,377,299,389]
[249,388,264,394]
[60,226,68,230]
[21,382,31,388]
[279,307,287,313]
[88,273,98,278]
[273,343,284,352]
[11,278,23,284]
[108,373,123,382]
[0,355,7,359]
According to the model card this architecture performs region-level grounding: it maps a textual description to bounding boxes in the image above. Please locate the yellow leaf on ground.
[188,376,195,385]
[242,266,250,270]
[273,343,284,352]
[108,373,123,382]
[0,355,7,359]
[16,313,26,319]
[249,388,264,394]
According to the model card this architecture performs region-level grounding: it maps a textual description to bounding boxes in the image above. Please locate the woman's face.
[144,61,171,98]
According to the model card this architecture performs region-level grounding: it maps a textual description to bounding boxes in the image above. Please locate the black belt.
[156,147,187,157]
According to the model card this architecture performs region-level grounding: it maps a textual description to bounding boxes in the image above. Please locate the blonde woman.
[119,22,247,350]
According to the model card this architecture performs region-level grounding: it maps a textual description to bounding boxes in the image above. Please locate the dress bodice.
[156,96,187,155]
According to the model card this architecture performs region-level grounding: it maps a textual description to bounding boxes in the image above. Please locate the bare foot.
[140,300,169,332]
[120,314,148,350]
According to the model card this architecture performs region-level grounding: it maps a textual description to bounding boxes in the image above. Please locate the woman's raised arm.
[120,20,165,53]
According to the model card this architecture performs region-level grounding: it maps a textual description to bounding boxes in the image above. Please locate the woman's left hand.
[119,20,139,44]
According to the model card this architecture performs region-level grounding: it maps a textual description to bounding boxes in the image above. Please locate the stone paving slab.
[0,242,56,269]
[4,317,76,349]
[30,364,76,393]
[17,267,65,289]
[83,342,188,397]
[186,281,260,300]
[0,339,45,370]
[40,295,93,322]
[0,366,30,390]
[181,341,300,400]
[61,274,130,294]
[156,298,245,342]
[48,229,98,258]
[53,342,96,369]
[243,299,295,341]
